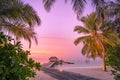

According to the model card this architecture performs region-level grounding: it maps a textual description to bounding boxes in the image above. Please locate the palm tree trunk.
[102,52,106,71]
[100,40,107,71]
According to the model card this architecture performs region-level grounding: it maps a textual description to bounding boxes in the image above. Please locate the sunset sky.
[22,0,99,64]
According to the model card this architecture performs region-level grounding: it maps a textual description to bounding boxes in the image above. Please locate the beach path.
[42,68,100,80]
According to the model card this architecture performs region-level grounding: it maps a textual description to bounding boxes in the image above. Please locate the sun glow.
[31,50,51,54]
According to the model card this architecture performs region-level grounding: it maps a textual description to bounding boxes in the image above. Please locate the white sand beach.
[55,66,114,80]
[30,66,114,80]
[30,71,57,80]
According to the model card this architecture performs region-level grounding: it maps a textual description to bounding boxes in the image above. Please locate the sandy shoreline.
[59,67,114,80]
[30,71,57,80]
[30,66,114,80]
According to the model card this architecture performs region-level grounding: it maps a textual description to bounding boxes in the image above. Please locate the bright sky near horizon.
[22,0,98,64]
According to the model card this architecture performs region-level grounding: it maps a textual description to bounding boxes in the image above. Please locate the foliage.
[107,44,120,80]
[104,0,120,38]
[43,0,120,39]
[0,0,41,48]
[74,12,120,59]
[0,32,41,80]
[43,0,105,18]
[74,12,120,71]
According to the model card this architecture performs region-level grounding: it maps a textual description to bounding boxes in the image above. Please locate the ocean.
[54,60,102,69]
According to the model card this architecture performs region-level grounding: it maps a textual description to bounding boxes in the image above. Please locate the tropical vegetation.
[0,0,41,79]
[107,44,120,80]
[0,32,41,80]
[0,0,40,48]
[43,0,120,72]
[74,12,120,71]
[43,0,105,18]
[104,0,120,38]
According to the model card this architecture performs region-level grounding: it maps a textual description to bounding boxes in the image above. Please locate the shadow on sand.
[42,68,100,80]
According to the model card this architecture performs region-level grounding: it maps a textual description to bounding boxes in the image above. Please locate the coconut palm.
[74,12,120,71]
[0,0,40,48]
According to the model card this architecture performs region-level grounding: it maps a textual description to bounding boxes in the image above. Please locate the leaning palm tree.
[74,12,120,71]
[0,0,40,48]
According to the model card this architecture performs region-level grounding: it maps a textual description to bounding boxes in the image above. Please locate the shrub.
[107,44,120,80]
[0,32,41,80]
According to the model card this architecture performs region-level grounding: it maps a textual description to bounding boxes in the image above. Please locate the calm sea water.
[55,60,102,69]
[30,55,102,68]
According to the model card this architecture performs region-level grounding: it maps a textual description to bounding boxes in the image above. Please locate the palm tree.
[0,0,41,48]
[74,12,120,71]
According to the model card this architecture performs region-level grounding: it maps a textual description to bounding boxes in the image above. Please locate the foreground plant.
[0,32,41,80]
[107,45,120,80]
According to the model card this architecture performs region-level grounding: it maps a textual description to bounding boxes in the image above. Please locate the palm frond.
[21,4,41,26]
[0,0,41,27]
[91,0,105,9]
[82,44,89,55]
[1,21,37,48]
[89,38,102,59]
[0,0,40,48]
[43,0,56,12]
[74,36,91,45]
[102,32,120,46]
[81,37,103,59]
[82,43,94,58]
[74,25,89,34]
[71,0,86,17]
[106,2,120,18]
[80,12,100,31]
[80,16,87,23]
